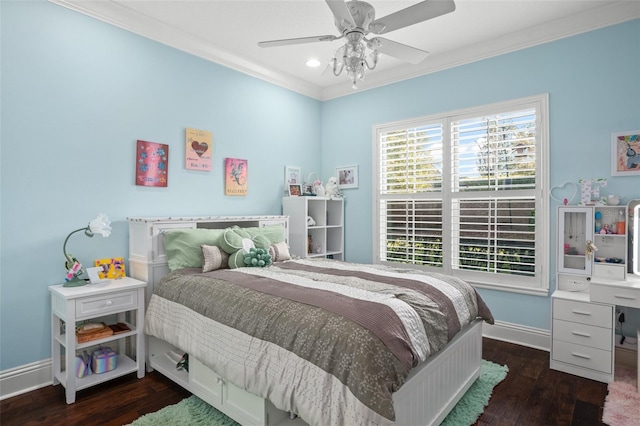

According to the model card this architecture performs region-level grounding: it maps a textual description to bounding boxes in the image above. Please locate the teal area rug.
[128,360,507,426]
[441,359,508,425]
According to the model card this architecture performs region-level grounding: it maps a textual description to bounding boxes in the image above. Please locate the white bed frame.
[128,215,483,426]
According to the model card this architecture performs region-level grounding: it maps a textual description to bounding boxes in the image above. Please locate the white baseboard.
[0,321,552,401]
[482,320,551,352]
[0,359,52,401]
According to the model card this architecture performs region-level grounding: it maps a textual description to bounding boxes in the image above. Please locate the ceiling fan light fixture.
[332,37,378,89]
[258,0,456,89]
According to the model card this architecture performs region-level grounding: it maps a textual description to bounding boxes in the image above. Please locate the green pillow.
[164,228,226,271]
[245,225,285,244]
[220,226,272,269]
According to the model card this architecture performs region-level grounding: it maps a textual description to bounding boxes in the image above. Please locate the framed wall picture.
[225,158,248,195]
[611,130,640,176]
[185,127,212,171]
[135,140,169,187]
[288,184,302,196]
[285,165,301,188]
[336,165,358,189]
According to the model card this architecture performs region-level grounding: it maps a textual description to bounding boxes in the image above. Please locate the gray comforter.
[145,258,493,425]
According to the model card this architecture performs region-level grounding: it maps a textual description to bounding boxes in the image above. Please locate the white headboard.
[127,215,289,305]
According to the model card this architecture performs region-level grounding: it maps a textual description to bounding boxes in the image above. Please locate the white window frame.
[373,94,549,295]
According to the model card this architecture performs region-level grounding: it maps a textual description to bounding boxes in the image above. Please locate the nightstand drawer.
[552,340,612,374]
[553,299,612,328]
[552,319,612,351]
[76,291,138,318]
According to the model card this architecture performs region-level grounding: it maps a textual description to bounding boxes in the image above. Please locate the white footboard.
[394,319,483,426]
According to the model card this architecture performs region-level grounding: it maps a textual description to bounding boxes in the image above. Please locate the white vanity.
[551,199,640,387]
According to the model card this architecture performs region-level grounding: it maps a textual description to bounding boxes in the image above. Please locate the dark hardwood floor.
[0,338,608,426]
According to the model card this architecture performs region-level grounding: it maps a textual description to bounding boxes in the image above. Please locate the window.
[374,95,549,294]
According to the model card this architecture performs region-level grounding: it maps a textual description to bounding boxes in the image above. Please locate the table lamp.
[63,214,112,287]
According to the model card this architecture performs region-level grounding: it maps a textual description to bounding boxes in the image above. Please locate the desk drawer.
[76,290,137,318]
[590,284,640,309]
[552,340,612,374]
[553,299,613,328]
[552,319,612,351]
[593,263,626,281]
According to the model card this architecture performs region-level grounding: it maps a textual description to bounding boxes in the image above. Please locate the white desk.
[590,274,640,390]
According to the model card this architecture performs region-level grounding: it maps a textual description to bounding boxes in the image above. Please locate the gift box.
[91,347,117,374]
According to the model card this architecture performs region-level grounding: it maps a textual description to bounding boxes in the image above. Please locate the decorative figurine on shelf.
[324,176,342,199]
[307,216,316,226]
[65,261,83,283]
[313,180,325,196]
[585,240,598,259]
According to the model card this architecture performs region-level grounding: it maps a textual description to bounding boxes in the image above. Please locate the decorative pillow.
[269,241,291,261]
[220,226,272,269]
[201,244,230,272]
[163,228,226,271]
[242,247,272,268]
[245,225,285,244]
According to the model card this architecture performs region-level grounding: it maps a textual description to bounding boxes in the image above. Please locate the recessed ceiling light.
[306,58,321,68]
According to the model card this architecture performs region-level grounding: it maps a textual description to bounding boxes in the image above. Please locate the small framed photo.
[285,165,302,188]
[86,267,109,284]
[336,165,358,189]
[288,184,302,196]
[611,130,640,176]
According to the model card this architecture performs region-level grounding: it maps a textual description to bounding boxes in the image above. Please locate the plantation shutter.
[375,95,548,293]
[450,108,537,279]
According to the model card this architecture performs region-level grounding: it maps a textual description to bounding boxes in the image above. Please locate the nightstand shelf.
[50,277,146,404]
[55,355,138,391]
[54,322,137,350]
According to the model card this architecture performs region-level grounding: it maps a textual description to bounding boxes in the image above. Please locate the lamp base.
[63,277,87,287]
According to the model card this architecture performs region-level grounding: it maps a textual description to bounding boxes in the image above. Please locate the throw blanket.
[145,259,493,426]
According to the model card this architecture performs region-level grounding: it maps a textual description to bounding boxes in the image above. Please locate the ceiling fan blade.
[258,35,338,48]
[371,37,429,64]
[325,0,356,30]
[369,0,456,35]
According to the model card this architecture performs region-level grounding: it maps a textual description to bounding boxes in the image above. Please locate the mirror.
[629,199,640,276]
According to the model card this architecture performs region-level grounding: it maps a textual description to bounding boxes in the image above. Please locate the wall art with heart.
[185,127,213,171]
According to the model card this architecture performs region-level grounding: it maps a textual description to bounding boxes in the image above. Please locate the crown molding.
[49,0,323,99]
[49,1,639,101]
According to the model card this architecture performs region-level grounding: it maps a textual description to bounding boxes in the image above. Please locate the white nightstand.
[49,277,146,403]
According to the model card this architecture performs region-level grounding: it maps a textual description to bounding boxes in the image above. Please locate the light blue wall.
[321,20,640,330]
[1,0,638,372]
[0,1,321,370]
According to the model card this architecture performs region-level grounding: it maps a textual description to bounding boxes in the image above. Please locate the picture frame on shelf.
[336,165,358,189]
[611,130,640,176]
[285,165,302,189]
[288,184,302,196]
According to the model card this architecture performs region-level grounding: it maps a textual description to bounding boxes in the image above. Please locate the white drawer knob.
[106,300,113,306]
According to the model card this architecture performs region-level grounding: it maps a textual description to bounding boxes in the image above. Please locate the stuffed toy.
[313,179,325,196]
[220,226,272,268]
[324,176,342,198]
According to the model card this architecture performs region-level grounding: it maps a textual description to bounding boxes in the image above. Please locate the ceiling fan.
[258,0,456,88]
